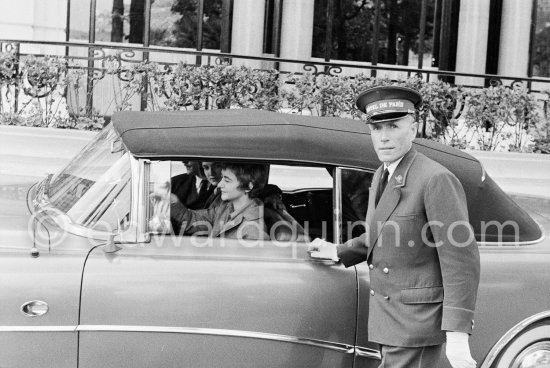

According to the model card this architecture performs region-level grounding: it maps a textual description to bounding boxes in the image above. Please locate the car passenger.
[171,161,211,210]
[170,163,269,240]
[201,161,224,209]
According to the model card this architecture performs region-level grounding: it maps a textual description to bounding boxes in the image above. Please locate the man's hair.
[221,163,267,199]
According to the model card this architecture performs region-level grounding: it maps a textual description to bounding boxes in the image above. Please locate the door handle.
[20,300,49,317]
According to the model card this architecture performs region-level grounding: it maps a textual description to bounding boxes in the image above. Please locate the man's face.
[184,161,201,177]
[202,161,222,186]
[370,115,418,165]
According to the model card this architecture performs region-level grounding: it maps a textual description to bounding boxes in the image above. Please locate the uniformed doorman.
[310,86,480,368]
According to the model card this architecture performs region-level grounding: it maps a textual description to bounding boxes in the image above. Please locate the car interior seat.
[264,207,309,242]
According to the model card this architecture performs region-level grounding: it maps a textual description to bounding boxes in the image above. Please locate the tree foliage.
[312,0,434,64]
[169,0,223,49]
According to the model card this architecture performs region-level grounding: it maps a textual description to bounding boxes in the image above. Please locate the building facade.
[1,0,549,87]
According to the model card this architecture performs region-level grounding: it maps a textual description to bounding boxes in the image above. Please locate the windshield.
[46,125,131,232]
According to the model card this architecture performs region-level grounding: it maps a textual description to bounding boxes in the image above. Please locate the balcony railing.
[1,39,549,152]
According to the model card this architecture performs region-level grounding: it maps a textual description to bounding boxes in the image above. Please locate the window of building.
[69,0,92,41]
[312,0,435,67]
[150,0,223,49]
[94,0,141,43]
[67,0,226,49]
[532,0,550,78]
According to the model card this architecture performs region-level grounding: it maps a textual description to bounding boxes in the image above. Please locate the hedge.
[0,53,549,153]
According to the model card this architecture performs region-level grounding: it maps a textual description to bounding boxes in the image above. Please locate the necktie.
[198,179,208,198]
[375,169,389,207]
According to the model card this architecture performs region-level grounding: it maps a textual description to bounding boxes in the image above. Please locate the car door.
[78,236,363,368]
[77,161,380,368]
[0,218,88,368]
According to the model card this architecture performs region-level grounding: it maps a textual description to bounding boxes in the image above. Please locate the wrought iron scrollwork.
[215,56,232,66]
[119,49,138,63]
[302,64,343,76]
[488,78,503,87]
[21,56,66,98]
[326,66,342,76]
[303,64,318,74]
[426,90,468,138]
[102,55,122,75]
[1,42,18,54]
[510,79,527,90]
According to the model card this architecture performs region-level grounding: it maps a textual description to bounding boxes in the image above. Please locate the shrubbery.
[0,53,549,152]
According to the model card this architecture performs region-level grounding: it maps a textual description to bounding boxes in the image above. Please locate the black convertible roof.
[112,109,542,243]
[112,109,475,169]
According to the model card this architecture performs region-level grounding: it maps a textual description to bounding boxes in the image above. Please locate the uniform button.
[369,264,374,270]
[383,267,389,274]
[370,289,375,296]
[383,296,390,300]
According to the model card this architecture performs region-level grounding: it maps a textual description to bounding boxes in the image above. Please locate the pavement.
[466,150,550,200]
[0,125,95,185]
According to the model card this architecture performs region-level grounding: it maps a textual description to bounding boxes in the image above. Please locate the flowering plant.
[22,55,66,94]
[0,52,18,84]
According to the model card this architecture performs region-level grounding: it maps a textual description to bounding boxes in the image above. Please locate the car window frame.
[334,166,376,244]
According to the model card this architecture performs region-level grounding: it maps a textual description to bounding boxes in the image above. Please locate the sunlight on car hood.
[0,183,36,250]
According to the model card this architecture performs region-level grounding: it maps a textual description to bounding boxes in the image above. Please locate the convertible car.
[1,109,549,368]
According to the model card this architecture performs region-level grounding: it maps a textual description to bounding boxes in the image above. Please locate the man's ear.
[410,121,419,138]
[248,182,254,190]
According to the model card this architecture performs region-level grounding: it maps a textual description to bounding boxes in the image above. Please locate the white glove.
[307,238,339,261]
[446,331,476,368]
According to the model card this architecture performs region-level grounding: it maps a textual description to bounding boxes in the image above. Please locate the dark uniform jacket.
[337,148,480,347]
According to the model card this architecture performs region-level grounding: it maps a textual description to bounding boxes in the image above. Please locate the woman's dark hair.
[221,163,267,199]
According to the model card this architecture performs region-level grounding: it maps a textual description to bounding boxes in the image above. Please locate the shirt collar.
[195,175,204,191]
[384,155,405,180]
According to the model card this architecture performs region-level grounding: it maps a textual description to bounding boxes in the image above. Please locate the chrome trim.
[33,206,136,244]
[511,341,550,368]
[76,325,355,354]
[0,326,76,332]
[35,209,105,240]
[481,310,550,368]
[334,167,343,244]
[478,232,546,247]
[20,300,49,317]
[117,155,141,243]
[355,346,382,360]
[137,159,150,243]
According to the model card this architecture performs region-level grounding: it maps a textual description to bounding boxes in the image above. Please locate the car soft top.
[111,109,542,244]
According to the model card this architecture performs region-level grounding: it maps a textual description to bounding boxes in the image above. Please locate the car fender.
[480,310,550,368]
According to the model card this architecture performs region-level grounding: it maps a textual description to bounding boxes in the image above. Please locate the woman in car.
[170,163,270,240]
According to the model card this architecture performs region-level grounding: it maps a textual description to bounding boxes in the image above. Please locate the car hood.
[0,181,38,250]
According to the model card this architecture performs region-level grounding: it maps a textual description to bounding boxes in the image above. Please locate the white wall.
[0,0,67,55]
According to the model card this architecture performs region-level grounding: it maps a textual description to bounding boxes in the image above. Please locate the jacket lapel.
[366,167,383,253]
[367,149,418,259]
[216,201,262,237]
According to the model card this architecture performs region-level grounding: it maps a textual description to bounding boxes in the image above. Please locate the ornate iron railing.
[0,39,549,152]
